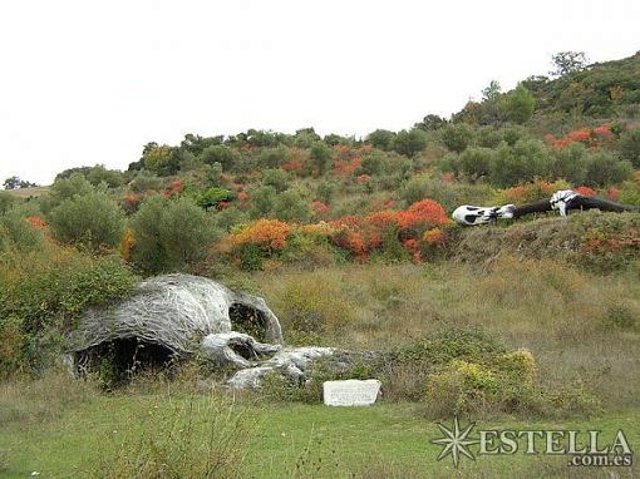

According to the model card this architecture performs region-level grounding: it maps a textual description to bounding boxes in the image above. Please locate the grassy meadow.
[1,251,639,478]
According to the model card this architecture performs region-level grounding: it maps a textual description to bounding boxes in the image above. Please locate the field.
[1,256,639,478]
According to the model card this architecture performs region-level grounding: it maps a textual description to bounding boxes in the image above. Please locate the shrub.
[49,190,126,252]
[273,190,312,223]
[422,345,600,419]
[496,179,571,204]
[489,139,550,187]
[194,187,233,211]
[441,123,475,153]
[549,142,588,185]
[584,151,632,187]
[231,219,293,253]
[0,191,17,214]
[366,129,396,150]
[274,278,356,343]
[392,128,428,157]
[199,144,240,171]
[42,172,94,213]
[85,165,125,187]
[128,171,165,194]
[309,142,333,174]
[0,246,138,375]
[259,146,290,168]
[141,144,178,176]
[385,329,506,401]
[249,185,278,218]
[618,128,640,167]
[358,150,391,176]
[0,210,45,254]
[498,84,535,124]
[458,147,496,181]
[261,169,290,193]
[129,196,216,274]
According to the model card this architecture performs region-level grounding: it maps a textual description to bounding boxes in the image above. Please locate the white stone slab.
[323,379,381,406]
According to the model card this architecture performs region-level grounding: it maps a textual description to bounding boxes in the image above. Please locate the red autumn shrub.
[545,123,613,150]
[312,200,330,215]
[396,199,450,230]
[26,215,47,231]
[574,186,596,197]
[162,179,184,198]
[606,187,621,201]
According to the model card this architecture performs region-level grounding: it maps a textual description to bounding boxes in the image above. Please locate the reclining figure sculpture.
[452,189,638,226]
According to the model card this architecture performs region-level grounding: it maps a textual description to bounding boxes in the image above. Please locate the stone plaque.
[323,379,381,406]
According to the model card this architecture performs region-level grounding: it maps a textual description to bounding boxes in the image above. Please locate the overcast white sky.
[1,0,638,186]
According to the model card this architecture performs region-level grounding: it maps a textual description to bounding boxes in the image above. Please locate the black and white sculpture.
[453,189,638,226]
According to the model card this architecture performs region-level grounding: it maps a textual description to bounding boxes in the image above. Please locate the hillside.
[1,50,640,478]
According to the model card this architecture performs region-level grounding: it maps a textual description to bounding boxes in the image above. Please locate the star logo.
[431,416,479,467]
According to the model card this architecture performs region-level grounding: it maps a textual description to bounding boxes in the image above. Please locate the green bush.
[422,347,601,419]
[129,196,217,274]
[128,171,165,194]
[41,172,94,213]
[0,191,17,214]
[261,169,290,193]
[458,147,496,181]
[309,142,333,174]
[194,187,233,211]
[199,145,240,171]
[273,190,312,223]
[498,84,535,124]
[441,123,475,153]
[392,128,428,157]
[49,190,126,252]
[0,210,45,254]
[359,150,391,176]
[618,128,640,167]
[550,142,588,185]
[583,151,632,187]
[0,247,138,375]
[249,185,278,218]
[259,146,290,169]
[489,139,550,187]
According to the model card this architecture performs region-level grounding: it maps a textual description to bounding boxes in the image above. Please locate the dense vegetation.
[1,51,639,477]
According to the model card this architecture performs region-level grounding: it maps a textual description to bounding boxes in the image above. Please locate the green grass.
[0,386,638,478]
[1,256,639,478]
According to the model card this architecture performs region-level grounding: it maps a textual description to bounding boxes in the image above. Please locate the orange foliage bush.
[328,199,450,258]
[231,219,293,252]
[119,228,135,262]
[545,123,613,150]
[396,199,451,230]
[162,179,184,198]
[499,179,571,204]
[423,228,446,248]
[26,215,47,231]
[122,192,143,214]
[574,186,596,197]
